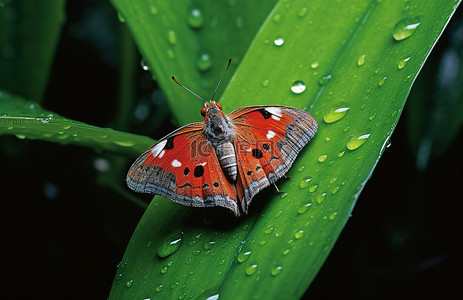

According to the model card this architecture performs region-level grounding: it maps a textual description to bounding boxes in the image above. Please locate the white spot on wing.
[267,130,276,139]
[171,159,182,167]
[271,115,281,121]
[265,107,283,117]
[151,140,167,158]
[158,149,165,158]
[200,162,207,166]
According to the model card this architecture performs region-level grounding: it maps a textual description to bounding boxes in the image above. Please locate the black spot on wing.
[213,181,219,187]
[184,167,190,176]
[263,143,270,151]
[179,182,192,189]
[165,136,175,149]
[258,109,272,119]
[252,148,263,159]
[194,165,204,177]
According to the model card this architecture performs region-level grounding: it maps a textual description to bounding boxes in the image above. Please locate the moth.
[127,59,318,216]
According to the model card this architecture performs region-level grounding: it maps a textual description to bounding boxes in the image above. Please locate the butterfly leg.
[273,183,283,194]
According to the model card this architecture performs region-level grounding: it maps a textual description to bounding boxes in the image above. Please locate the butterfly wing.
[126,122,241,215]
[228,106,318,213]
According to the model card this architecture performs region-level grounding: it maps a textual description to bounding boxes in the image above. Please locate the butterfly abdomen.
[215,142,238,182]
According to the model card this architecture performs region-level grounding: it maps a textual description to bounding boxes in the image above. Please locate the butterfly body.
[127,59,317,216]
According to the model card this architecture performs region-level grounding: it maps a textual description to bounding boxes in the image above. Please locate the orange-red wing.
[126,122,240,215]
[229,106,318,213]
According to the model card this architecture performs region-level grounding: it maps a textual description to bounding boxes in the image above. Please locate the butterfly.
[127,59,318,216]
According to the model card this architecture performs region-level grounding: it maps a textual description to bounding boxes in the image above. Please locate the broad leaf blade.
[0,90,154,157]
[109,0,277,125]
[109,0,460,299]
[0,0,66,102]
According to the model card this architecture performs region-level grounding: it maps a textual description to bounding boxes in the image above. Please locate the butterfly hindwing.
[126,122,240,215]
[229,106,318,212]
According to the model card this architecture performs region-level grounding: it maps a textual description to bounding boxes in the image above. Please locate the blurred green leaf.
[0,0,66,102]
[110,0,277,125]
[407,18,463,170]
[108,0,460,299]
[0,90,154,157]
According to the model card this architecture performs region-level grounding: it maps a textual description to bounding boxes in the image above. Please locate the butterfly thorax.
[204,107,238,182]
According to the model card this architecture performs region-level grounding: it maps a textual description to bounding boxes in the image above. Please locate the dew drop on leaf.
[357,54,366,66]
[187,9,203,29]
[323,106,350,123]
[271,266,283,276]
[299,176,312,189]
[318,74,332,86]
[157,231,183,258]
[398,57,411,69]
[237,251,251,263]
[246,265,258,276]
[197,53,212,72]
[346,133,371,150]
[393,17,420,41]
[274,37,284,46]
[290,80,306,94]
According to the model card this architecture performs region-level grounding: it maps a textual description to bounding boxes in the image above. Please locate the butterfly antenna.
[211,58,232,102]
[171,76,205,102]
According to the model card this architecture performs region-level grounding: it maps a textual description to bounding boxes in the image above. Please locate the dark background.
[1,1,461,299]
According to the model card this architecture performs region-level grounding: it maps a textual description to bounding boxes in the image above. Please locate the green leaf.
[110,0,277,125]
[0,90,154,157]
[0,0,66,102]
[109,0,460,299]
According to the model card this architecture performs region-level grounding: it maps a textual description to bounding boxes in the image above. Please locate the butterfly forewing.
[126,122,241,215]
[229,106,318,212]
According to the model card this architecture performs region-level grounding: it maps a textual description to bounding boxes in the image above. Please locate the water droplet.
[167,49,175,59]
[140,59,150,71]
[246,264,257,276]
[331,186,340,194]
[357,54,366,66]
[323,106,350,123]
[309,184,318,193]
[235,16,244,29]
[272,14,281,23]
[187,9,204,29]
[318,74,332,86]
[157,231,183,258]
[126,280,133,288]
[291,80,306,94]
[298,165,305,172]
[393,17,421,41]
[325,137,331,142]
[346,133,371,150]
[299,176,312,189]
[197,53,212,72]
[262,79,269,87]
[117,12,126,23]
[237,251,251,262]
[318,155,327,162]
[167,30,177,45]
[298,7,308,18]
[204,241,216,250]
[329,212,338,220]
[161,266,168,274]
[274,37,284,46]
[398,57,411,69]
[156,285,163,292]
[317,193,327,204]
[275,210,283,217]
[295,230,304,239]
[264,226,274,234]
[283,249,290,255]
[280,193,288,199]
[146,241,152,248]
[329,177,338,184]
[378,77,387,86]
[298,203,312,214]
[369,113,376,120]
[311,61,319,69]
[271,266,283,276]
